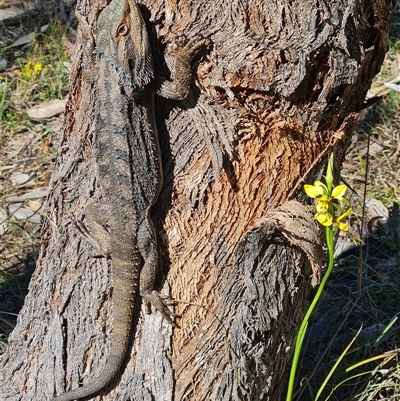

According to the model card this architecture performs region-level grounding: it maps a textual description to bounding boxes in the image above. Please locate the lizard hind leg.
[137,216,178,327]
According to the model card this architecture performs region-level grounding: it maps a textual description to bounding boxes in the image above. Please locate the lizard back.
[53,0,157,400]
[53,0,206,398]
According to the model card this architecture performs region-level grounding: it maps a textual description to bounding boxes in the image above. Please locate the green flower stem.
[286,222,334,401]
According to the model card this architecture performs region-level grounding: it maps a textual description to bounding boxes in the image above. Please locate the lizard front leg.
[157,36,209,100]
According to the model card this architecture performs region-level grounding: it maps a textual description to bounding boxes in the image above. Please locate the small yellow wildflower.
[22,61,43,79]
[22,61,33,79]
[33,63,43,72]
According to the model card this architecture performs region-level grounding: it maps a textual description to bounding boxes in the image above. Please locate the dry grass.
[0,5,72,346]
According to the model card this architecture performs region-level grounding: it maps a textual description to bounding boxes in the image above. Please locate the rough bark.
[0,0,394,400]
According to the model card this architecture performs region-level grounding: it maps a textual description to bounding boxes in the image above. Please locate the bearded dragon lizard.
[53,0,205,399]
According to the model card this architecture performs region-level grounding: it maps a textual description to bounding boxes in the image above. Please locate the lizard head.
[96,0,154,92]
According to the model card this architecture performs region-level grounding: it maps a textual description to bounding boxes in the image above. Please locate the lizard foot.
[142,290,179,327]
[172,35,210,62]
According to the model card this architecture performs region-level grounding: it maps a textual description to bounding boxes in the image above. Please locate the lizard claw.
[184,36,210,59]
[142,290,180,327]
[158,293,178,306]
[172,35,210,61]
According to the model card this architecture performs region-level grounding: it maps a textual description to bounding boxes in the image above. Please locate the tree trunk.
[0,0,394,400]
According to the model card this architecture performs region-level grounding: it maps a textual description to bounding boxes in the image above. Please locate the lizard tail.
[53,255,137,401]
[53,348,129,400]
[52,371,116,401]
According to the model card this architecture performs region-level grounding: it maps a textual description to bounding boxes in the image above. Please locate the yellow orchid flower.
[289,153,355,401]
[316,195,330,213]
[303,161,352,233]
[315,211,333,226]
[334,207,352,232]
[304,181,327,198]
[331,184,347,200]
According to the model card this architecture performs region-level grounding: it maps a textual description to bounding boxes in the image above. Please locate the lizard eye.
[117,24,129,36]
